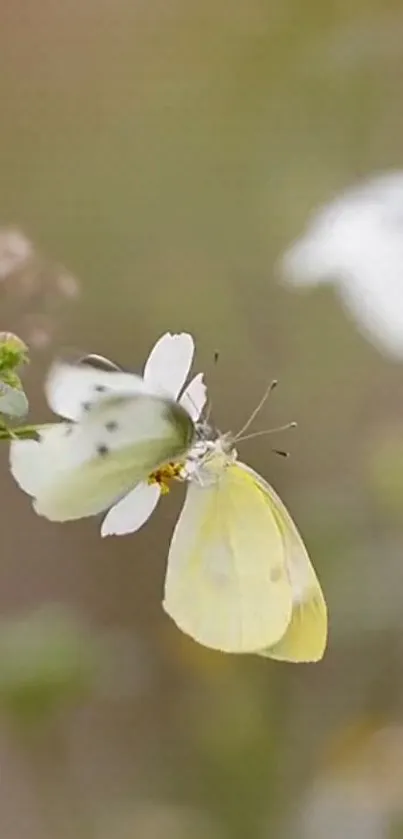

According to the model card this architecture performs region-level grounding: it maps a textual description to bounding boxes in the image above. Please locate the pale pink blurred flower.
[0,228,33,281]
[0,228,81,350]
[56,272,80,299]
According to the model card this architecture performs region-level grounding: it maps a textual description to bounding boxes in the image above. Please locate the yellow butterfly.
[163,429,327,662]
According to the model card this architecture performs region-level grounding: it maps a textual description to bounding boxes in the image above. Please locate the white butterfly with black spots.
[10,332,207,528]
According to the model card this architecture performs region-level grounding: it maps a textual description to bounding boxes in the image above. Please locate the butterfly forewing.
[32,393,194,521]
[163,461,293,653]
[45,360,149,422]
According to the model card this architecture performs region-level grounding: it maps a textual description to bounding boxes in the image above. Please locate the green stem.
[0,423,43,441]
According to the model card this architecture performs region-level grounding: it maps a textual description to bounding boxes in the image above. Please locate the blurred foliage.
[0,332,28,414]
[0,382,29,421]
[0,606,98,727]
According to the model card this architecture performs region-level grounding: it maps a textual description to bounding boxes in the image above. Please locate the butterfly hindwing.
[238,465,327,662]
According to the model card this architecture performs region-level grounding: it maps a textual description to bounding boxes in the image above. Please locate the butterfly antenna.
[183,389,199,418]
[234,379,278,440]
[272,448,290,458]
[205,348,220,423]
[236,421,297,443]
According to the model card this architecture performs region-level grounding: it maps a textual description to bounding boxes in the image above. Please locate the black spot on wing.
[105,420,118,432]
[96,443,109,457]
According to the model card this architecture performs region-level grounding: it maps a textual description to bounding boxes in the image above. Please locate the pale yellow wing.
[239,465,327,662]
[163,462,293,653]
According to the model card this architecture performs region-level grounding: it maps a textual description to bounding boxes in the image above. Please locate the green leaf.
[0,381,29,418]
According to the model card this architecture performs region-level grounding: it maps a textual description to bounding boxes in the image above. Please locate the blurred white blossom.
[281,171,403,358]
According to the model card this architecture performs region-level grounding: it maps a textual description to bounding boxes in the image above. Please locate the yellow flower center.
[148,462,183,495]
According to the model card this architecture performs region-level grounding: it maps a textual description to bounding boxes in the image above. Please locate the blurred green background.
[1,1,403,837]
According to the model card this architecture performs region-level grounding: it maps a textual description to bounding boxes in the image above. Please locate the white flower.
[281,171,403,358]
[100,333,207,536]
[10,332,207,532]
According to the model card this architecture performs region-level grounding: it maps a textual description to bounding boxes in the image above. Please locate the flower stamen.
[148,462,183,494]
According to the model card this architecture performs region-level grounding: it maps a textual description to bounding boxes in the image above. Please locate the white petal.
[46,361,147,420]
[10,424,68,497]
[101,481,161,536]
[179,373,207,421]
[143,333,194,399]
